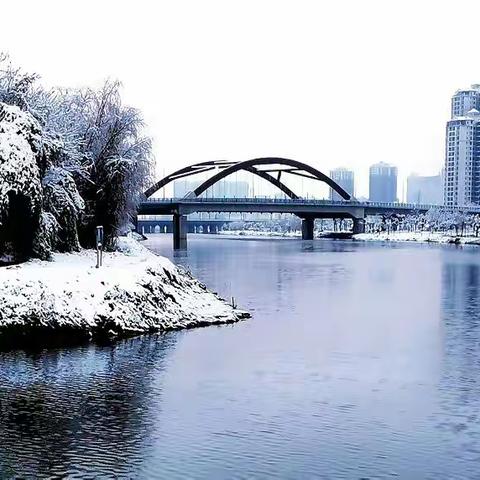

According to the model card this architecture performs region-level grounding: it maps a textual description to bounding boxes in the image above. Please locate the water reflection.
[3,237,480,478]
[443,261,480,318]
[434,258,480,478]
[0,335,176,478]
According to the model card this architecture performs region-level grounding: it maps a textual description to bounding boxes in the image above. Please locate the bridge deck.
[137,198,480,249]
[139,198,480,217]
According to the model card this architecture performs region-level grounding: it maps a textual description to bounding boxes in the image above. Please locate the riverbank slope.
[0,238,248,347]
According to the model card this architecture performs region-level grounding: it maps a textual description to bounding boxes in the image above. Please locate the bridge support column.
[301,217,315,240]
[352,217,365,234]
[173,214,188,250]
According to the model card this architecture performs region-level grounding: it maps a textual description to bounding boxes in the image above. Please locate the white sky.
[1,0,479,199]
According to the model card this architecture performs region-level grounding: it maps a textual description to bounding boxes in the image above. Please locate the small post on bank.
[96,226,104,268]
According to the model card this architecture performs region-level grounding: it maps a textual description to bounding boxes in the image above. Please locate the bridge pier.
[173,214,188,250]
[301,217,315,240]
[352,217,365,234]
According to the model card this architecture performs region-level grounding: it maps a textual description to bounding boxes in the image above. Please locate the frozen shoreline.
[0,238,249,347]
[353,231,480,246]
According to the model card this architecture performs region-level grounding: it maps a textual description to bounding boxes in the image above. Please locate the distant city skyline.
[2,1,479,200]
[173,178,250,198]
[170,163,448,203]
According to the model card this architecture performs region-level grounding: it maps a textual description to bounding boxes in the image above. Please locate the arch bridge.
[140,157,361,248]
[139,157,473,249]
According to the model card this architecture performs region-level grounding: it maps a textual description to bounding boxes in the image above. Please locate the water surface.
[1,236,480,479]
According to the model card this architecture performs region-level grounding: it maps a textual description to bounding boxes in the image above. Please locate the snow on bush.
[0,103,42,216]
[32,212,60,260]
[0,103,44,259]
[42,167,84,251]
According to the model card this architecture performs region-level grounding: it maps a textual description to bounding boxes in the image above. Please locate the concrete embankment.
[0,238,249,348]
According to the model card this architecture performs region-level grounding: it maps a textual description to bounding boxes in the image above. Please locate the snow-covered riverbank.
[219,230,301,238]
[217,230,351,239]
[0,238,249,347]
[219,229,480,246]
[354,231,480,245]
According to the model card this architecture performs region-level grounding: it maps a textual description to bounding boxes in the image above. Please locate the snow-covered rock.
[0,237,249,345]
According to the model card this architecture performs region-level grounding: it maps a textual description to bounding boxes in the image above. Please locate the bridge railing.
[143,197,480,213]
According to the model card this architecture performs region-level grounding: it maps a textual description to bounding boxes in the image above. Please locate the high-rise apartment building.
[451,86,480,117]
[329,168,354,201]
[369,162,398,202]
[407,173,443,205]
[444,85,480,206]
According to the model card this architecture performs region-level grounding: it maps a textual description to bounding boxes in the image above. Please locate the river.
[1,235,480,479]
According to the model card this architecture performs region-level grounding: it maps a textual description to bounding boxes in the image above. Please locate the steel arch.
[145,157,351,200]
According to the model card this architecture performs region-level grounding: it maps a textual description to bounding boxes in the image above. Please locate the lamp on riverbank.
[96,226,104,268]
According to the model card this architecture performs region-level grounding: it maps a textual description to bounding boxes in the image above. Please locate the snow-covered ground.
[219,229,480,246]
[0,237,248,344]
[354,231,480,245]
[219,229,301,238]
[218,230,350,239]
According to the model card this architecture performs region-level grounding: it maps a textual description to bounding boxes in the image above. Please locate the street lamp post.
[96,226,104,268]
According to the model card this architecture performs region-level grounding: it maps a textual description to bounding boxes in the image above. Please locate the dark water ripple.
[0,335,176,478]
[2,237,480,478]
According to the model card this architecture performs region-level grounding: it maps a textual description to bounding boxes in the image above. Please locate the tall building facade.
[407,173,443,205]
[451,86,480,117]
[369,162,398,202]
[329,168,354,200]
[444,85,480,206]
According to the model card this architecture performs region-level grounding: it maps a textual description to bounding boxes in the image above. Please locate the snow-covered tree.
[0,103,43,260]
[73,81,153,248]
[0,53,39,111]
[0,54,154,260]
